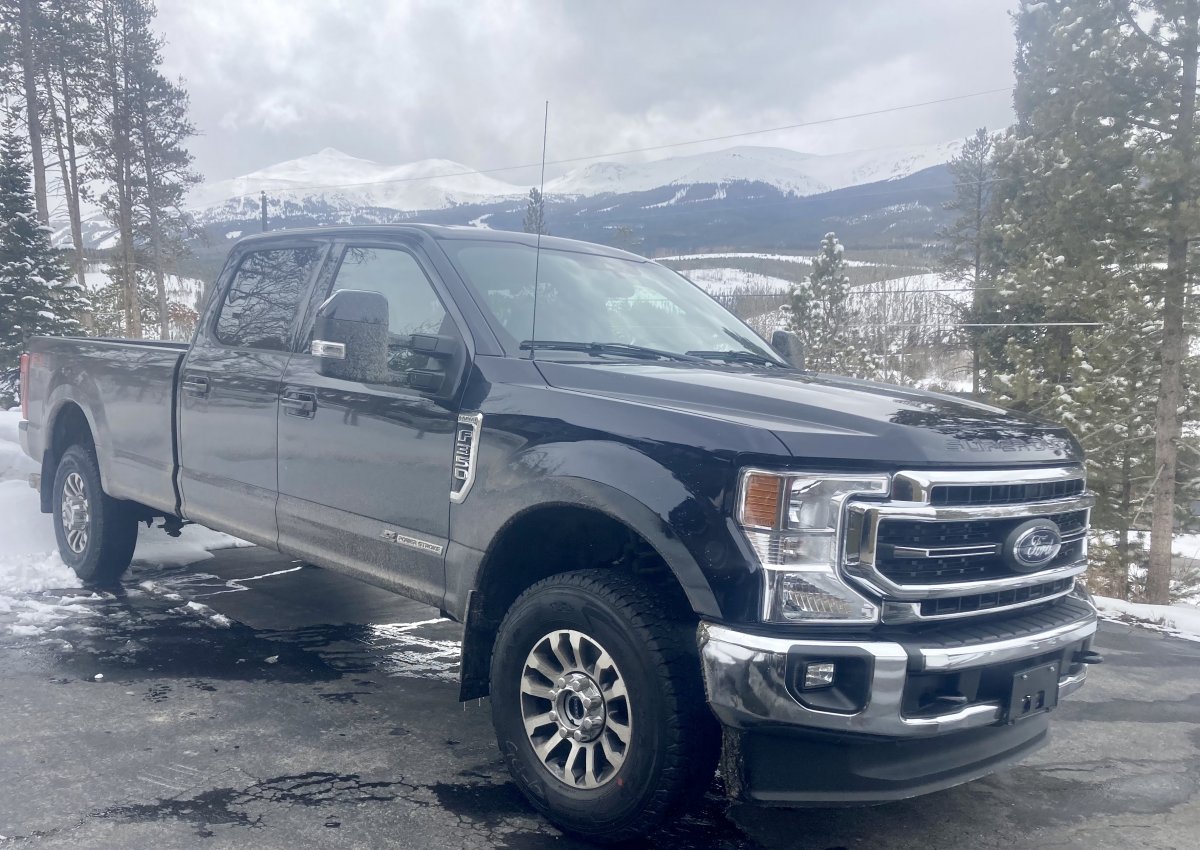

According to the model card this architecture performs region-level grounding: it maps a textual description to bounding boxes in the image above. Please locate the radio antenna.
[529,100,549,354]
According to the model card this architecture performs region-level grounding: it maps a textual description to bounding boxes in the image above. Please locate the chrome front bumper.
[698,609,1096,739]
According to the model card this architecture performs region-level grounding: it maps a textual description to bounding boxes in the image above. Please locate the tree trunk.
[103,0,140,338]
[971,154,985,396]
[19,0,50,225]
[42,64,92,331]
[1118,419,1133,600]
[60,61,90,324]
[138,111,170,339]
[1146,8,1198,606]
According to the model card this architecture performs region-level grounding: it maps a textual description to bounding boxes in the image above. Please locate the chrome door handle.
[281,390,317,416]
[182,375,210,397]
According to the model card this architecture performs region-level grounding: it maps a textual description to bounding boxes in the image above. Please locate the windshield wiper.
[520,340,706,363]
[686,349,782,366]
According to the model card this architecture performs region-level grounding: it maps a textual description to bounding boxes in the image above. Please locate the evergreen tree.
[939,127,997,394]
[1117,0,1200,605]
[0,118,85,390]
[40,0,106,311]
[986,0,1198,600]
[785,232,877,376]
[523,186,546,235]
[87,0,199,339]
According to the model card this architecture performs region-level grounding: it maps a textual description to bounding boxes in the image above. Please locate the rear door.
[276,239,468,606]
[177,241,327,544]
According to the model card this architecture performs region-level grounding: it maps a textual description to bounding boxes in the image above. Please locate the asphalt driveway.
[1,546,1197,849]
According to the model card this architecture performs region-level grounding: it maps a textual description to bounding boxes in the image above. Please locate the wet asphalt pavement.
[1,546,1198,850]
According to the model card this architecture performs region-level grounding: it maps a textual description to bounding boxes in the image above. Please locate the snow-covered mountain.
[51,140,963,260]
[187,147,524,214]
[544,141,963,198]
[185,140,962,216]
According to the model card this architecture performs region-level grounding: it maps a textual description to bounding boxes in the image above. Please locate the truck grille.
[875,509,1088,584]
[844,467,1092,623]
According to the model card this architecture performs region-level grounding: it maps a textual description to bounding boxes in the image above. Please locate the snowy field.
[658,251,877,268]
[682,267,793,295]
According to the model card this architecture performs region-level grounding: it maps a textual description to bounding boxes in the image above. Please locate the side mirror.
[771,329,804,369]
[312,289,390,382]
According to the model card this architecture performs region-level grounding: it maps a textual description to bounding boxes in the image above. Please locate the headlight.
[737,470,888,624]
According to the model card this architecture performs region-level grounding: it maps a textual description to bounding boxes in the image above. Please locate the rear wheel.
[490,570,719,842]
[52,445,138,585]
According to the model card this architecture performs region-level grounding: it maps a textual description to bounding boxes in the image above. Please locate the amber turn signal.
[741,472,782,528]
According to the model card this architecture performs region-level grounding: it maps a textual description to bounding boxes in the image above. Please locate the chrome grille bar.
[842,468,1093,621]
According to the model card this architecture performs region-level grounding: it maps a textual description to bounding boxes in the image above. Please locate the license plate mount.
[1006,661,1061,722]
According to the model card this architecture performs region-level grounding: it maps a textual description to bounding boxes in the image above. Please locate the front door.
[178,242,326,544]
[276,241,466,606]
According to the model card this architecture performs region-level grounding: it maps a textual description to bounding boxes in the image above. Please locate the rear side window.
[215,247,322,350]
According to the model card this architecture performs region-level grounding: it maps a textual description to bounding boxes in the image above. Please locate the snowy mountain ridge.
[186,147,523,214]
[545,141,963,198]
[185,140,963,215]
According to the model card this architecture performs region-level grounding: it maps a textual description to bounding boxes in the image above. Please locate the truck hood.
[534,361,1082,467]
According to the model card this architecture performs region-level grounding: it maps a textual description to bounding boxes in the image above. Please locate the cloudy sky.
[157,0,1019,184]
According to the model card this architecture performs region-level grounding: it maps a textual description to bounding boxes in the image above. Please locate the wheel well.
[459,505,694,700]
[39,402,94,511]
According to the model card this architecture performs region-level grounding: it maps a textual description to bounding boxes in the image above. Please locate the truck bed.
[24,336,188,515]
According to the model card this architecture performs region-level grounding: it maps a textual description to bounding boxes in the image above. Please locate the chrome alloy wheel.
[520,629,632,789]
[60,471,91,554]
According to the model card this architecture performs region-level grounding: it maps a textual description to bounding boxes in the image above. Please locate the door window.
[328,246,452,375]
[215,247,322,350]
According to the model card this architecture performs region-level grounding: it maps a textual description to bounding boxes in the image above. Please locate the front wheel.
[490,570,719,842]
[52,444,138,585]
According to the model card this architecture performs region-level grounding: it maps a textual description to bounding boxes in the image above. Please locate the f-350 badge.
[451,412,483,503]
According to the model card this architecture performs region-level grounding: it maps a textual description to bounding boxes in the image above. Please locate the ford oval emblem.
[1003,519,1063,572]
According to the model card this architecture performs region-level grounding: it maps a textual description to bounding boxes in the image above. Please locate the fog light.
[802,662,836,690]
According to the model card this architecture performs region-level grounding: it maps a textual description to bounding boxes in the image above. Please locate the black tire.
[490,569,719,842]
[52,444,138,586]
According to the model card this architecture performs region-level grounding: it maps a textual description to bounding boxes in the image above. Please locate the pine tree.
[0,118,85,387]
[785,232,877,376]
[1116,0,1200,605]
[523,186,546,235]
[87,0,199,339]
[986,0,1198,600]
[939,127,997,394]
[40,0,106,312]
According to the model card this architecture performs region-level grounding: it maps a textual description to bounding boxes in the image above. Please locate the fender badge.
[451,412,483,503]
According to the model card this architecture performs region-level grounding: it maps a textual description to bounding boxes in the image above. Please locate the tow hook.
[1073,650,1104,665]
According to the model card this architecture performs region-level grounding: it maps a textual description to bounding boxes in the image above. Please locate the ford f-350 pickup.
[18,225,1101,841]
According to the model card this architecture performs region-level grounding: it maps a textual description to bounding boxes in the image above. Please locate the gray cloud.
[156,0,1019,184]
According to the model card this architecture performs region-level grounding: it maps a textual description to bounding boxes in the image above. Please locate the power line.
[227,87,1011,200]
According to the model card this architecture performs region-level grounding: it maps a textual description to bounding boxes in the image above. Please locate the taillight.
[19,353,29,420]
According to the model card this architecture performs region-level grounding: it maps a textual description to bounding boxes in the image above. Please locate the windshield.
[439,239,781,362]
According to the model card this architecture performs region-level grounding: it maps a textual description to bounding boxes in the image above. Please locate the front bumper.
[698,598,1097,803]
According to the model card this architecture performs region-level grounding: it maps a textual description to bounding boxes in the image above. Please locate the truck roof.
[233,223,652,263]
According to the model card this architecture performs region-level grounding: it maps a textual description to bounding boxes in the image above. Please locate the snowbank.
[1094,595,1200,643]
[0,409,250,638]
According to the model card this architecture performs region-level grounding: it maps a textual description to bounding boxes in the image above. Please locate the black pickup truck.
[18,225,1100,841]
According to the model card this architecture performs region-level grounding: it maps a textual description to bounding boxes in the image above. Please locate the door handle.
[182,375,210,398]
[281,389,317,416]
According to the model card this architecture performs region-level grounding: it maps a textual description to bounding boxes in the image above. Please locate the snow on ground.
[83,267,206,308]
[658,251,876,268]
[682,267,793,295]
[1093,595,1200,643]
[0,410,249,639]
